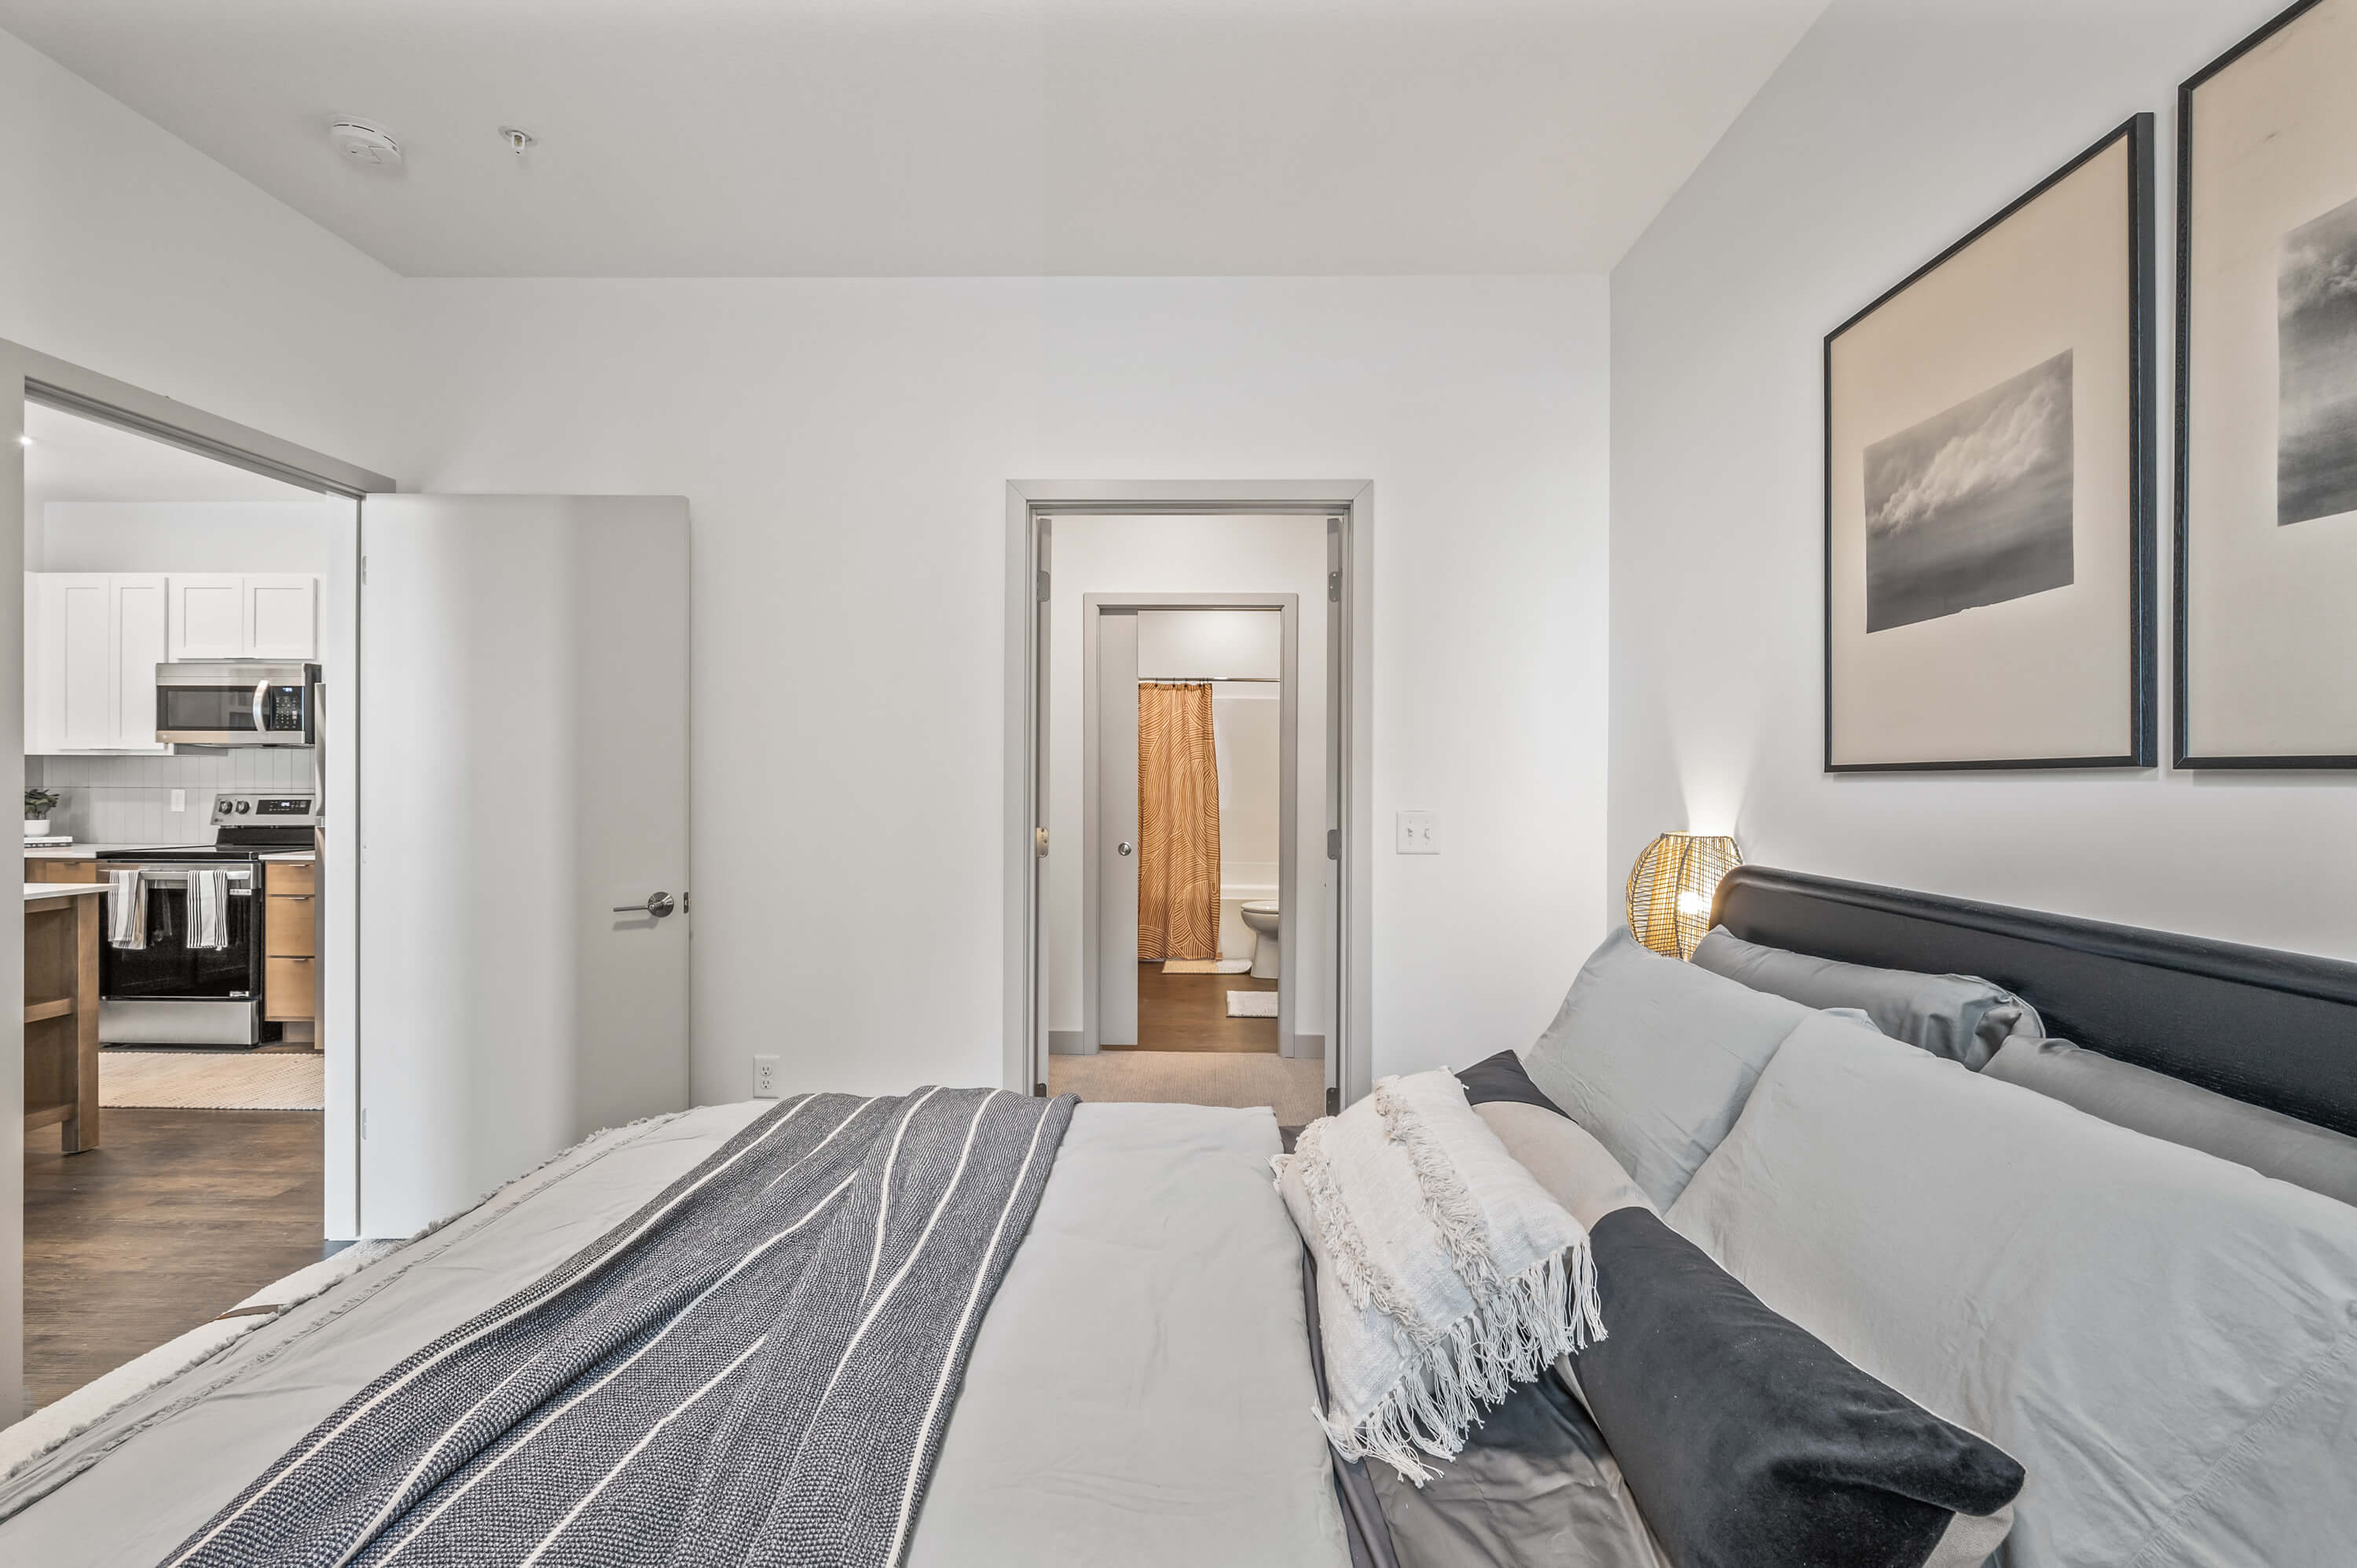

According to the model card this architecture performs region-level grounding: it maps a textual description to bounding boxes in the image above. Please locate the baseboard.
[1049,1031,1087,1056]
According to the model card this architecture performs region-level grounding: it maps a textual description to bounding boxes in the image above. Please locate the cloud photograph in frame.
[2278,189,2357,527]
[1862,350,2076,632]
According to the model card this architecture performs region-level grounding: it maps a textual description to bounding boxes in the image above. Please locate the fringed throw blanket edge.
[1293,1078,1605,1486]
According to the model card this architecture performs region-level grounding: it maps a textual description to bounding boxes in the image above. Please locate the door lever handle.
[613,892,676,918]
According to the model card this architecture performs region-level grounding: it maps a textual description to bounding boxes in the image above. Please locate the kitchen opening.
[18,400,356,1411]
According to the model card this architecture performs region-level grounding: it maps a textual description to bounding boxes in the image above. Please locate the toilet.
[1240,899,1281,980]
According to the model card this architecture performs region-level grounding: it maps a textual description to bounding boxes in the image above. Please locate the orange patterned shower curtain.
[1138,682,1222,962]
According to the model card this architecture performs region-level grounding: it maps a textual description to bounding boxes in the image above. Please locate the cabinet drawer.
[266,896,317,957]
[266,860,316,896]
[265,956,317,1022]
[26,859,96,885]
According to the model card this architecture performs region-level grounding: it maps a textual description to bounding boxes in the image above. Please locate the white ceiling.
[22,401,321,512]
[0,0,1825,277]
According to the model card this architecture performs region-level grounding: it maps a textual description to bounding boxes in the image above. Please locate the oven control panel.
[211,792,317,826]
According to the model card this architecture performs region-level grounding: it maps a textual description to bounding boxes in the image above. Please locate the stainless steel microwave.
[155,661,319,747]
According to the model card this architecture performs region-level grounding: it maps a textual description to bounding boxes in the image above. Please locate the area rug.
[100,1050,324,1112]
[1226,991,1281,1018]
[1164,958,1253,974]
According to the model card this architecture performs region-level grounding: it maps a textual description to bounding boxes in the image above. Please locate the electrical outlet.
[1396,811,1440,854]
[752,1054,781,1099]
[169,789,185,813]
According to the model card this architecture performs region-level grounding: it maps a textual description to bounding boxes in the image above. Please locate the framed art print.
[2178,0,2357,766]
[1825,115,2155,771]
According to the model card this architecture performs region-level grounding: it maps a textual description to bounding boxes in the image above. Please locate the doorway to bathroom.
[1010,492,1369,1133]
[1085,598,1299,1057]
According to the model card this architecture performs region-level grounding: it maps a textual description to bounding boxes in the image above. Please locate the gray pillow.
[1985,1035,2357,1208]
[1667,1017,2357,1568]
[1691,926,2040,1069]
[1520,929,1813,1210]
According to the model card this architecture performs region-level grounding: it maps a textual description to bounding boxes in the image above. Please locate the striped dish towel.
[186,868,231,951]
[105,868,145,949]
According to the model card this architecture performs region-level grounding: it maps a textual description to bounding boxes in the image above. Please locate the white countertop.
[23,842,212,859]
[258,852,317,863]
[24,882,106,899]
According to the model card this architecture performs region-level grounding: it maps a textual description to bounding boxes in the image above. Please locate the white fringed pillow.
[1273,1069,1604,1483]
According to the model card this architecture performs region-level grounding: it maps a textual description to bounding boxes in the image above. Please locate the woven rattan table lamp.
[1626,833,1741,960]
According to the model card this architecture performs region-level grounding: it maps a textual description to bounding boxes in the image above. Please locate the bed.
[0,1097,1351,1568]
[1,865,2352,1568]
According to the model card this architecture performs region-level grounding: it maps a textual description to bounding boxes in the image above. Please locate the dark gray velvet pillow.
[1985,1035,2357,1207]
[1571,1207,2024,1568]
[1691,926,2040,1069]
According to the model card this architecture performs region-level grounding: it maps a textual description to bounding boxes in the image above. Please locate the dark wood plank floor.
[1116,964,1281,1053]
[23,1108,324,1409]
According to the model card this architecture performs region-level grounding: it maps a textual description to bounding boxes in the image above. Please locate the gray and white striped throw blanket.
[159,1086,1075,1568]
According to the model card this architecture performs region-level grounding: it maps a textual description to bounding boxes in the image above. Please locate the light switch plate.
[169,789,185,812]
[1396,811,1439,854]
[752,1054,781,1098]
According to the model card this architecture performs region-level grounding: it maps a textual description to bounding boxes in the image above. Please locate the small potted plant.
[24,786,60,838]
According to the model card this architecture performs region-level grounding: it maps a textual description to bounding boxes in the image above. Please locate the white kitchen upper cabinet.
[48,576,115,751]
[246,575,320,660]
[167,574,248,661]
[27,572,170,753]
[167,573,318,661]
[112,576,169,752]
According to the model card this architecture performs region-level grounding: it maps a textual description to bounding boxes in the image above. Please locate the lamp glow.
[1626,832,1742,961]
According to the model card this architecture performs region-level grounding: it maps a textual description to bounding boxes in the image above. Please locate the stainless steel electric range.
[97,791,317,1048]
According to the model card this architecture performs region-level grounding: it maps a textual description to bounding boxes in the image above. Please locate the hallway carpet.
[1048,1050,1325,1126]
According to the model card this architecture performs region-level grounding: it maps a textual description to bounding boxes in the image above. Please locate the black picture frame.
[2174,0,2356,769]
[1822,114,2157,774]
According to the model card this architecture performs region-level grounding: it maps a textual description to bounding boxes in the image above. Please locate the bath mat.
[1226,991,1281,1018]
[1165,958,1253,974]
[101,1050,324,1111]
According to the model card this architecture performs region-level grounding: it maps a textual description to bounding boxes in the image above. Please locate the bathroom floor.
[1117,965,1281,1053]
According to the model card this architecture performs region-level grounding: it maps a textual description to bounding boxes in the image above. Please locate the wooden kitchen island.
[25,881,105,1152]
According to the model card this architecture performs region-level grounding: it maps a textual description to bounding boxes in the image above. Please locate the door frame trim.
[1003,481,1373,1112]
[1081,594,1300,1057]
[1,336,394,1420]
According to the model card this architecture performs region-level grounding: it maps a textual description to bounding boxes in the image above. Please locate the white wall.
[1608,0,2356,958]
[1052,524,1326,1039]
[0,24,410,1417]
[0,30,411,476]
[405,276,1614,1100]
[32,500,333,573]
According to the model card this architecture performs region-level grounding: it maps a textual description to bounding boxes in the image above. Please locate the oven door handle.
[108,866,257,889]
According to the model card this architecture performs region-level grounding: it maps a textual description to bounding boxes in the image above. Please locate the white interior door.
[1094,609,1139,1047]
[357,495,691,1238]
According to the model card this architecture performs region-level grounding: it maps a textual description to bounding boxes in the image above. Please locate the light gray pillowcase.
[1519,929,1814,1210]
[1473,1100,1655,1232]
[1690,926,2041,1069]
[1985,1035,2357,1208]
[1667,1017,2357,1568]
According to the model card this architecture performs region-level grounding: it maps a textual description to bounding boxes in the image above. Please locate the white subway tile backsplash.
[31,748,316,844]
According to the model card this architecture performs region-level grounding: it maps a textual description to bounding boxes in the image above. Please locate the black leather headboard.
[1710,865,2357,1138]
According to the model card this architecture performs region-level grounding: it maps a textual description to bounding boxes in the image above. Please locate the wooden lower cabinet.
[265,956,317,1022]
[264,859,318,1027]
[24,858,97,885]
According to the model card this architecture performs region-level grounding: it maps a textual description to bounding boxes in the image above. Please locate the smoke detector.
[328,119,402,168]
